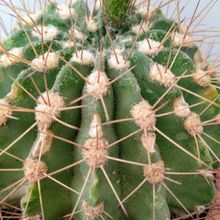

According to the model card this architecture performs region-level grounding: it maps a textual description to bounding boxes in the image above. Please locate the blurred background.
[0,0,220,59]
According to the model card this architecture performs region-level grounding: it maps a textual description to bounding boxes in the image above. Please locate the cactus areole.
[0,0,220,219]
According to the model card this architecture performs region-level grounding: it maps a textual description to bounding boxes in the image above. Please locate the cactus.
[0,0,220,219]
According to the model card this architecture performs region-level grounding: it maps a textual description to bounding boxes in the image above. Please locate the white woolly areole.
[86,16,98,32]
[56,4,75,20]
[184,113,203,136]
[108,49,129,70]
[137,4,157,19]
[86,71,109,97]
[193,70,211,87]
[31,130,53,158]
[82,138,108,168]
[24,158,47,183]
[173,96,191,117]
[82,201,104,218]
[150,63,176,87]
[171,32,194,48]
[71,50,95,65]
[131,100,156,130]
[31,52,60,72]
[32,25,58,41]
[138,39,162,55]
[144,161,165,184]
[141,132,156,153]
[89,114,103,138]
[0,99,12,126]
[132,22,150,35]
[0,47,23,68]
[61,40,74,49]
[21,12,41,26]
[69,27,84,40]
[35,92,64,130]
[21,215,41,220]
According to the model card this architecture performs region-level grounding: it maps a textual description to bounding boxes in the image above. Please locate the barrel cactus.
[0,0,220,219]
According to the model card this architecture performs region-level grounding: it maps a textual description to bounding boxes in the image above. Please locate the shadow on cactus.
[0,0,220,219]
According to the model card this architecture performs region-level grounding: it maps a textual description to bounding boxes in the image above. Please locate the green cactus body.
[0,0,220,219]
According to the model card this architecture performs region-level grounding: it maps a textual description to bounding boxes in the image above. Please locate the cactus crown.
[0,0,220,219]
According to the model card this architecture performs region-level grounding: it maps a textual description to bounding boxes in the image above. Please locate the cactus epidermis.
[0,0,220,219]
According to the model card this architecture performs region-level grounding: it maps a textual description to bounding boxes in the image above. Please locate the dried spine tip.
[89,114,103,138]
[150,63,176,87]
[0,99,12,126]
[31,130,53,158]
[144,161,165,184]
[194,50,209,70]
[86,71,109,98]
[71,50,95,65]
[193,70,211,87]
[86,16,98,32]
[0,47,23,67]
[131,100,156,130]
[82,201,104,218]
[108,49,129,70]
[6,84,20,100]
[31,52,60,72]
[173,96,191,117]
[32,25,58,41]
[138,39,162,55]
[56,4,75,20]
[171,32,194,48]
[184,113,203,136]
[82,138,108,168]
[35,92,64,129]
[23,158,47,183]
[141,131,156,153]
